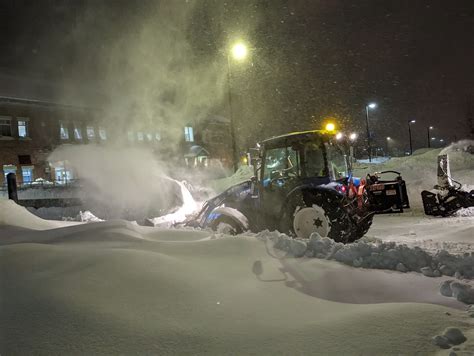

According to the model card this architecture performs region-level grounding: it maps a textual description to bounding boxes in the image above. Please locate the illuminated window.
[3,165,16,182]
[155,132,161,141]
[127,131,135,141]
[137,132,144,141]
[74,124,83,140]
[99,127,107,140]
[86,126,95,140]
[146,133,153,141]
[18,118,29,138]
[59,121,69,140]
[21,166,33,183]
[184,126,194,142]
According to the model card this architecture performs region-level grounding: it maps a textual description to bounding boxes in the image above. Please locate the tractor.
[187,129,409,243]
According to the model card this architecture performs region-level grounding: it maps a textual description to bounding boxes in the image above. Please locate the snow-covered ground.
[1,199,473,354]
[1,141,473,354]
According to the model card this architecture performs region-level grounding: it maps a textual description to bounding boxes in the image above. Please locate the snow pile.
[432,327,467,349]
[78,210,104,222]
[440,280,474,304]
[0,198,78,230]
[261,231,474,280]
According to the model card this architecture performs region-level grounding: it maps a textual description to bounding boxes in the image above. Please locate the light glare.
[231,43,248,60]
[325,123,335,132]
[368,103,377,109]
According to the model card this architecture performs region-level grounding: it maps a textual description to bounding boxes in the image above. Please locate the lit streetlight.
[365,102,377,162]
[408,119,416,155]
[348,132,357,163]
[427,126,434,148]
[386,137,392,156]
[231,43,248,61]
[226,41,249,171]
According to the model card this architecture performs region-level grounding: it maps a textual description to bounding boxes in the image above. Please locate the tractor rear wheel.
[281,191,368,243]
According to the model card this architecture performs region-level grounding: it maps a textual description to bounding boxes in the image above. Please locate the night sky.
[1,0,473,152]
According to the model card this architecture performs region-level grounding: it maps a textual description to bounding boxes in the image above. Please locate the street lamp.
[231,43,248,61]
[348,133,357,162]
[427,126,434,148]
[386,136,391,156]
[408,120,416,155]
[226,41,249,171]
[365,102,377,162]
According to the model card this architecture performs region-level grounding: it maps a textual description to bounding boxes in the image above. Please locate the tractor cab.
[251,130,349,190]
[249,130,350,226]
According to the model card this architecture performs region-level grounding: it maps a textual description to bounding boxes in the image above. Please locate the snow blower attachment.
[187,129,410,243]
[421,154,474,217]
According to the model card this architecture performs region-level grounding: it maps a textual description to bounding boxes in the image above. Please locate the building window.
[74,124,83,140]
[99,127,107,140]
[18,155,32,165]
[155,132,161,141]
[87,126,95,140]
[127,131,135,141]
[59,121,69,140]
[53,161,74,184]
[0,117,12,137]
[184,126,194,142]
[3,165,16,182]
[146,133,153,141]
[137,132,144,141]
[17,118,29,138]
[21,166,34,183]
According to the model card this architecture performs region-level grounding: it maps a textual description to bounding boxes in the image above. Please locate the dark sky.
[1,0,473,151]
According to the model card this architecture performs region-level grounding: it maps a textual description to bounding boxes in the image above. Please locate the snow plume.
[48,145,185,221]
[55,1,238,150]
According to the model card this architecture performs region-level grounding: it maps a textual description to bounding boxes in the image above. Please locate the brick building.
[0,73,233,186]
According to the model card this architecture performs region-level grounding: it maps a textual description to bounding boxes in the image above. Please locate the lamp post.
[408,119,416,155]
[226,42,248,172]
[427,126,433,148]
[386,137,391,156]
[349,133,357,164]
[365,102,377,162]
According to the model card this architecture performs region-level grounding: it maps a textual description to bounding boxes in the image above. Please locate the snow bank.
[0,198,79,230]
[261,231,474,280]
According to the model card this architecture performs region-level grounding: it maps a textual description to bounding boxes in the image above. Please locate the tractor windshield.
[261,133,350,183]
[325,141,349,179]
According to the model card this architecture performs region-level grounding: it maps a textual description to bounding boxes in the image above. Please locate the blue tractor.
[188,130,409,243]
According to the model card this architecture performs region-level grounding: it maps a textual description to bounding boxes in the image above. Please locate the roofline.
[0,95,99,111]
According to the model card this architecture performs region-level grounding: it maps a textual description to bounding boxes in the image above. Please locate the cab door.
[260,145,301,226]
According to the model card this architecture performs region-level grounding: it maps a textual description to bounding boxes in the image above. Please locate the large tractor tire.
[281,191,371,243]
